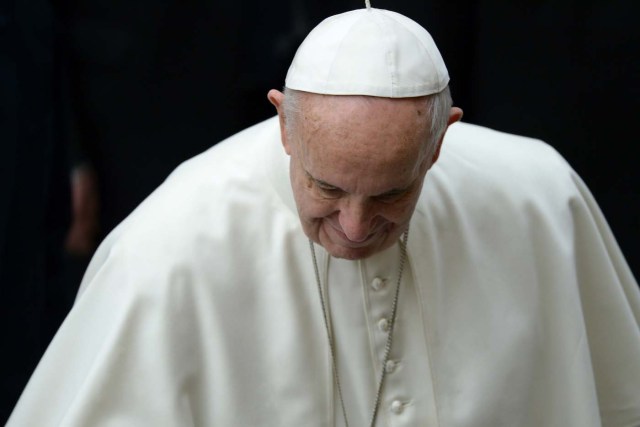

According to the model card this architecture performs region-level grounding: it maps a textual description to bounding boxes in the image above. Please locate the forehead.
[294,94,430,189]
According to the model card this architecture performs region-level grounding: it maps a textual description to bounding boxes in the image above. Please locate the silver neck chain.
[309,229,409,427]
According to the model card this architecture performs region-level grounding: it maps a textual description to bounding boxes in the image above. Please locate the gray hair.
[282,86,453,159]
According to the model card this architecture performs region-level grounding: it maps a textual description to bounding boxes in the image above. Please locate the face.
[276,92,438,260]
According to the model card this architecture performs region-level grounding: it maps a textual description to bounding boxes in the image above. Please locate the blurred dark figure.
[0,0,74,422]
[58,0,246,245]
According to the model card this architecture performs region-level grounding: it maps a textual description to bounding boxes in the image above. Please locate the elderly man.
[8,5,640,427]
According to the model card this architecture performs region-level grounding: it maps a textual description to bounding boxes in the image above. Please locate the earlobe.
[431,140,443,164]
[267,89,291,155]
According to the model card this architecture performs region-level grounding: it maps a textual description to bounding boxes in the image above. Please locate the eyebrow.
[306,171,342,190]
[305,170,411,197]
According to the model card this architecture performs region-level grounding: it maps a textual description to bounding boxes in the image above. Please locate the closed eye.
[374,183,413,202]
[375,190,406,203]
[306,173,345,198]
[315,182,344,198]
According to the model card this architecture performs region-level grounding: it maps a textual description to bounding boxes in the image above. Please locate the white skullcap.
[285,7,449,98]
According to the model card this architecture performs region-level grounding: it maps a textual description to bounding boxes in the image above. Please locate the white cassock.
[7,117,640,426]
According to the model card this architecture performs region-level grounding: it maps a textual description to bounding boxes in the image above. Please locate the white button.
[385,360,397,373]
[390,400,404,414]
[378,318,390,332]
[371,277,386,290]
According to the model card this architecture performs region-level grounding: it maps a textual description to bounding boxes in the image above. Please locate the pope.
[7,3,640,426]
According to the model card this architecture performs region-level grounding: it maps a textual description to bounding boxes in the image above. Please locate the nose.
[338,200,374,243]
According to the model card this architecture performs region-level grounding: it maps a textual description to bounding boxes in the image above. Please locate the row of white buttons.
[388,360,402,414]
[372,277,405,415]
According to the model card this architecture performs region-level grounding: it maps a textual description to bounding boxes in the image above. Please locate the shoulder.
[414,121,589,240]
[77,116,294,296]
[440,121,572,185]
[125,115,283,238]
[426,122,578,206]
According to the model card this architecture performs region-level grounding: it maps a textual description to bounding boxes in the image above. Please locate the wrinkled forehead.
[292,94,432,181]
[296,93,431,155]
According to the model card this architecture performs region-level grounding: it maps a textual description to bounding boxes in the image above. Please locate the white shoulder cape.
[8,117,640,426]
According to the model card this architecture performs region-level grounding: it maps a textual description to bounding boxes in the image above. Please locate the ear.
[431,106,463,164]
[267,89,291,155]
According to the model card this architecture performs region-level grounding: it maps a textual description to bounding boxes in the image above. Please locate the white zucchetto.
[285,8,449,98]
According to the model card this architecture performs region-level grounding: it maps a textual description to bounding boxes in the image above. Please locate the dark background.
[2,0,638,422]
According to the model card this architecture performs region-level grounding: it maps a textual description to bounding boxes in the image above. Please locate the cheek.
[377,198,419,223]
